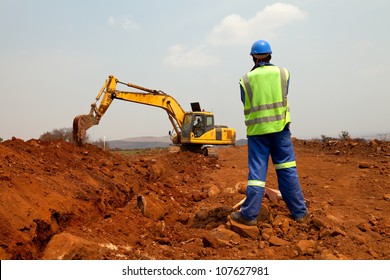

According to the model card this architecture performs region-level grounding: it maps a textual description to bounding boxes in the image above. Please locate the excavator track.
[205,146,218,159]
[180,145,218,159]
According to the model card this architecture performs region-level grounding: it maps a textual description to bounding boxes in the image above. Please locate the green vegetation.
[319,131,390,143]
[378,133,390,141]
[320,135,332,143]
[338,131,351,141]
[40,127,109,149]
[40,128,74,142]
[111,148,166,156]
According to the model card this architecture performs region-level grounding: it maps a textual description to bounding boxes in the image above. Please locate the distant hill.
[108,136,171,150]
[236,138,247,146]
[107,135,247,150]
[121,136,172,143]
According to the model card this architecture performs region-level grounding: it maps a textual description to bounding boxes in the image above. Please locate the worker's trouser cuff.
[240,185,265,221]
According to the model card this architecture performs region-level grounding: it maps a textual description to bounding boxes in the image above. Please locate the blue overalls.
[241,126,307,220]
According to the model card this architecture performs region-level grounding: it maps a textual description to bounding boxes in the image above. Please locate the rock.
[42,232,102,260]
[330,227,347,236]
[28,139,40,147]
[195,210,209,220]
[137,193,167,221]
[289,249,299,258]
[0,171,11,181]
[337,254,350,260]
[202,233,219,248]
[154,237,171,245]
[234,181,247,194]
[229,218,259,239]
[286,227,298,239]
[350,233,365,245]
[350,142,358,148]
[296,240,316,255]
[223,187,236,194]
[100,167,115,178]
[368,247,380,258]
[209,226,241,247]
[312,217,327,229]
[268,236,290,246]
[265,188,282,201]
[326,214,343,223]
[359,162,371,169]
[149,220,166,237]
[383,194,390,202]
[176,212,190,224]
[369,140,378,147]
[281,219,290,235]
[258,204,270,222]
[208,185,220,197]
[190,206,232,228]
[272,215,290,227]
[319,249,339,260]
[261,228,273,241]
[357,222,370,232]
[263,247,277,258]
[319,228,332,239]
[0,247,11,259]
[258,240,268,249]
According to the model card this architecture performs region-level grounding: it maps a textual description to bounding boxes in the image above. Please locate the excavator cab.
[180,110,235,146]
[181,112,212,139]
[181,102,214,140]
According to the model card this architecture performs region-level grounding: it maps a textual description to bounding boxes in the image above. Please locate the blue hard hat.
[250,40,272,55]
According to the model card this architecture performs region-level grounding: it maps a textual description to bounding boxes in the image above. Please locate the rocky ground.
[0,137,389,260]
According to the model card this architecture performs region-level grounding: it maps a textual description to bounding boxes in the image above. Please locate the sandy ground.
[0,137,389,260]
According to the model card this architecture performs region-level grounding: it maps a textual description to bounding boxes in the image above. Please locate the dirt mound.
[0,137,389,260]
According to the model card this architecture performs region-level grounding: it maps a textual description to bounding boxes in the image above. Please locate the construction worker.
[231,39,308,226]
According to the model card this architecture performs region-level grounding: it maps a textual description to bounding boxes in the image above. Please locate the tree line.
[39,127,109,149]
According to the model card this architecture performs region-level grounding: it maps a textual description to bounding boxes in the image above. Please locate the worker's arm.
[286,69,290,96]
[240,84,245,105]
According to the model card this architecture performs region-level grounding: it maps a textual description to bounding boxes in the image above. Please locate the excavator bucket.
[72,114,98,146]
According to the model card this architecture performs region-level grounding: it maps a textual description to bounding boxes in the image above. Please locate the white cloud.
[207,3,307,46]
[163,3,307,69]
[163,44,220,68]
[108,16,138,31]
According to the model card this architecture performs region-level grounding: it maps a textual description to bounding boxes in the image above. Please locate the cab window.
[206,116,213,127]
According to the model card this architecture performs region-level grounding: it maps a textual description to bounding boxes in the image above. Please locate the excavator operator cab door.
[181,113,214,140]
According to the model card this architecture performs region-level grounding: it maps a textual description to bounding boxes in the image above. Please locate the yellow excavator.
[73,75,236,156]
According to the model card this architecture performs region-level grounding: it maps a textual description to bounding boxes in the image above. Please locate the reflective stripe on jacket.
[240,65,291,135]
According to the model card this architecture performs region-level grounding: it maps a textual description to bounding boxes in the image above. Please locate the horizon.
[1,130,390,143]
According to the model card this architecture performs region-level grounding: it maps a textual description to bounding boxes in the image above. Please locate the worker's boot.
[230,212,257,226]
[293,211,310,223]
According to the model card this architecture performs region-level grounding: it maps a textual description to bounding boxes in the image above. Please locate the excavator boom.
[73,75,186,146]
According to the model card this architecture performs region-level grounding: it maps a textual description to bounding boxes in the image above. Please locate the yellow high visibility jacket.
[240,65,291,136]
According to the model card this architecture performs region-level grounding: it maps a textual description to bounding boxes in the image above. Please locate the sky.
[0,0,389,142]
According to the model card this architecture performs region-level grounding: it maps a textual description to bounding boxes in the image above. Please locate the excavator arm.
[73,75,186,146]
